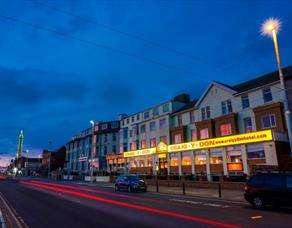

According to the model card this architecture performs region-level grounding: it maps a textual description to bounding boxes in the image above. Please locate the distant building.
[65,120,120,176]
[42,146,66,176]
[12,156,42,176]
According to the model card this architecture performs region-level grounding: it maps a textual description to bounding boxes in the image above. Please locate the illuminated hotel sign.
[123,130,273,158]
[124,148,156,158]
[168,130,273,152]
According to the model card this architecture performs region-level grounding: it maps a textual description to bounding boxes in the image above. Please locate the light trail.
[20,181,240,228]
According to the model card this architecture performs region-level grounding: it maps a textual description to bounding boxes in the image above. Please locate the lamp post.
[25,149,29,176]
[90,120,95,183]
[261,18,292,156]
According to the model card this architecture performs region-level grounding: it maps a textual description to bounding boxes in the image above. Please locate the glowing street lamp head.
[90,120,94,126]
[261,18,281,37]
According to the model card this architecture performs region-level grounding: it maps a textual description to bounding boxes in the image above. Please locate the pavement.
[0,177,292,228]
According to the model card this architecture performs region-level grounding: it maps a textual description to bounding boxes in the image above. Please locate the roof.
[172,99,198,115]
[232,66,292,93]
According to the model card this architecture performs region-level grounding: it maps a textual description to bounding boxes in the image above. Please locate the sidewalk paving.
[75,181,245,202]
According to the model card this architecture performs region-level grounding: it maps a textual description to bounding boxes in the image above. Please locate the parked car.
[115,175,147,192]
[244,173,292,209]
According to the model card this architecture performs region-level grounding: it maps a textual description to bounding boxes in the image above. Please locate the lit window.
[221,99,232,115]
[191,129,197,141]
[130,142,136,150]
[150,138,156,147]
[247,143,265,159]
[220,123,232,136]
[261,114,276,129]
[170,153,178,166]
[150,121,156,131]
[174,134,182,144]
[263,88,273,103]
[160,136,167,144]
[244,117,253,133]
[200,128,209,139]
[210,149,223,164]
[241,95,250,109]
[141,140,147,149]
[195,151,206,165]
[182,152,192,166]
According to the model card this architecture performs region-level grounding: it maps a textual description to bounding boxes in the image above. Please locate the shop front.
[121,130,275,180]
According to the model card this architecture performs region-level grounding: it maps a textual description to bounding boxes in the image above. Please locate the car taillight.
[244,184,249,192]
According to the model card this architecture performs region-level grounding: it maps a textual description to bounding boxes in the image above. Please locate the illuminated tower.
[16,130,24,158]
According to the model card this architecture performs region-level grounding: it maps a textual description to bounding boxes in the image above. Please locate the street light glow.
[90,120,94,126]
[261,18,281,37]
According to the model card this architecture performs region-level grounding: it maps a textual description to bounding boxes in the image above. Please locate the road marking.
[251,216,263,220]
[169,199,232,208]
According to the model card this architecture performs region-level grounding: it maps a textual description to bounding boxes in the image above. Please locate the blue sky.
[0,0,292,165]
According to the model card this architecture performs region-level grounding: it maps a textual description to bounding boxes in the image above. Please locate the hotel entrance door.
[158,157,168,175]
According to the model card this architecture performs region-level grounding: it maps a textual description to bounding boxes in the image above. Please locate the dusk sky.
[0,0,292,166]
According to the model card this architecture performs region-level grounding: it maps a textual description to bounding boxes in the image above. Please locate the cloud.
[0,66,89,106]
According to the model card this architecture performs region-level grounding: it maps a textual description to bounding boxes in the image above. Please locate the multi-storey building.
[65,120,120,176]
[106,94,190,174]
[113,66,292,180]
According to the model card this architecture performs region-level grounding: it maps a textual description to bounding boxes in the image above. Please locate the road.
[0,177,292,228]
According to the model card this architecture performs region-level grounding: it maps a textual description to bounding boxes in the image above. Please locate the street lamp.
[25,149,29,176]
[261,18,292,156]
[90,120,95,183]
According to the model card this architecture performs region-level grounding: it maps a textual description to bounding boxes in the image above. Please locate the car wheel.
[127,186,132,192]
[252,196,265,209]
[115,185,119,191]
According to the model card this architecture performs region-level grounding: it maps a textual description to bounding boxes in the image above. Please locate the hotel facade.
[106,67,292,180]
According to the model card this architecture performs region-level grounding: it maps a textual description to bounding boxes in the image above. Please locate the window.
[123,129,128,139]
[200,128,209,139]
[136,140,139,150]
[130,142,136,150]
[153,107,159,116]
[141,124,146,133]
[159,118,166,129]
[160,136,167,144]
[244,117,253,133]
[264,174,282,188]
[163,103,169,113]
[220,123,232,136]
[247,143,265,159]
[131,116,134,122]
[178,114,182,126]
[123,143,128,152]
[241,95,250,109]
[191,130,197,141]
[150,138,156,147]
[263,88,273,103]
[286,175,292,189]
[136,114,140,121]
[261,114,276,129]
[150,121,156,131]
[112,145,116,153]
[221,99,232,115]
[190,110,195,122]
[103,146,107,155]
[129,129,133,137]
[111,122,119,128]
[113,133,117,141]
[104,134,108,142]
[101,124,107,130]
[174,134,182,144]
[126,118,130,124]
[201,106,210,120]
[144,111,150,119]
[141,140,147,149]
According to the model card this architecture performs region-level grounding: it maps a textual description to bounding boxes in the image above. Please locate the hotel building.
[107,66,292,180]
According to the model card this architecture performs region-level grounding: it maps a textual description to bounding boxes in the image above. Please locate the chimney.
[173,93,190,103]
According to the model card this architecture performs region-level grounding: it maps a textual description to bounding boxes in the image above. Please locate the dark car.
[115,175,147,192]
[244,173,292,209]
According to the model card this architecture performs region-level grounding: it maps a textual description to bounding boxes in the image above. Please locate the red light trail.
[20,181,240,228]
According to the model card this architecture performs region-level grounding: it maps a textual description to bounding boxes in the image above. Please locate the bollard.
[182,182,186,195]
[156,180,159,192]
[218,183,222,198]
